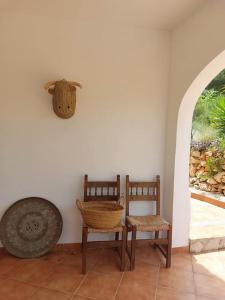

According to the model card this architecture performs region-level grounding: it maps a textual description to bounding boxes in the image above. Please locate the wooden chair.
[125,175,172,270]
[81,174,126,274]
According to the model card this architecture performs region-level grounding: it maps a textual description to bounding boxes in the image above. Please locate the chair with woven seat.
[80,174,126,274]
[126,175,172,270]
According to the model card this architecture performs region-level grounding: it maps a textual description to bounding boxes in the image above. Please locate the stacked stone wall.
[189,146,225,195]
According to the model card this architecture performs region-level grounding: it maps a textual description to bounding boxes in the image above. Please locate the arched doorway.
[173,50,225,248]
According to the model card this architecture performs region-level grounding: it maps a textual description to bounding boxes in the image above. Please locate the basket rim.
[81,204,124,213]
[76,200,124,212]
[82,207,124,213]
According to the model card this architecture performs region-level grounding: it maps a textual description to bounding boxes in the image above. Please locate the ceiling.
[0,0,207,30]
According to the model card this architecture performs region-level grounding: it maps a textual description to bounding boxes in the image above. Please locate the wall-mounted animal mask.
[44,79,82,119]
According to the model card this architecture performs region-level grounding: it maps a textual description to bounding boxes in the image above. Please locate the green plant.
[206,69,225,92]
[218,138,225,151]
[192,124,219,143]
[192,90,218,125]
[209,95,225,135]
[206,155,223,177]
[192,89,218,141]
[191,68,225,145]
[199,174,210,181]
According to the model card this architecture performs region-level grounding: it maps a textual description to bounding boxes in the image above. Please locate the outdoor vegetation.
[190,69,225,195]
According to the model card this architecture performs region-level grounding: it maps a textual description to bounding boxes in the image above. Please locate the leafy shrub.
[199,174,210,181]
[192,125,219,143]
[206,155,223,177]
[191,69,225,154]
[207,69,225,92]
[192,90,218,127]
[209,95,225,135]
[218,138,225,151]
[192,89,218,141]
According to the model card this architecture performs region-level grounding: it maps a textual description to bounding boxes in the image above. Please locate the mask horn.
[44,80,56,91]
[68,81,82,88]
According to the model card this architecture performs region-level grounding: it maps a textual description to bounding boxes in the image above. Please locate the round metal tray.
[0,197,63,258]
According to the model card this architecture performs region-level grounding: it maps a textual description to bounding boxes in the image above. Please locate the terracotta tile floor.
[0,247,225,300]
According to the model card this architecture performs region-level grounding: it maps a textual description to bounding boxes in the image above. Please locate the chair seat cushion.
[126,215,170,232]
[85,223,124,233]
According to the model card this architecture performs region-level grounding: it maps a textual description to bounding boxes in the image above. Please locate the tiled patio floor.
[190,198,225,252]
[0,246,225,300]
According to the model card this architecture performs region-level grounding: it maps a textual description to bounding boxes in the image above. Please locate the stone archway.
[172,50,225,248]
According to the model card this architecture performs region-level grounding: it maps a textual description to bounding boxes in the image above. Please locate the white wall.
[165,0,225,247]
[0,3,170,244]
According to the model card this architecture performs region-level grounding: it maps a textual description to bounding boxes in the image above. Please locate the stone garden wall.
[189,146,225,195]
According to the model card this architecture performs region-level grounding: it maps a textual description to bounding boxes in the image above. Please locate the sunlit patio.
[190,198,225,253]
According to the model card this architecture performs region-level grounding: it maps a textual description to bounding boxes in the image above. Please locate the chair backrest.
[125,175,160,216]
[84,174,120,202]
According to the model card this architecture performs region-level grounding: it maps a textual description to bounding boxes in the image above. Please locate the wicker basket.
[76,200,124,229]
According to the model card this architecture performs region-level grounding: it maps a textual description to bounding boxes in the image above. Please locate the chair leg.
[125,225,130,263]
[154,231,159,248]
[130,225,137,271]
[121,226,126,271]
[82,226,88,274]
[166,226,172,268]
[115,232,120,252]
